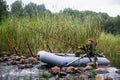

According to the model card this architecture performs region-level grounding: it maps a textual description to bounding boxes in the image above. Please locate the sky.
[6,0,120,17]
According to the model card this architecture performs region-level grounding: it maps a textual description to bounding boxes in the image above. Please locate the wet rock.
[78,67,85,71]
[60,77,69,80]
[19,59,26,64]
[0,57,3,62]
[115,69,120,74]
[95,75,104,80]
[79,74,89,80]
[32,59,38,64]
[18,64,25,69]
[24,59,30,64]
[3,56,9,61]
[87,62,94,66]
[105,77,113,80]
[51,66,60,74]
[61,67,67,72]
[15,56,21,61]
[95,68,108,73]
[28,57,35,61]
[10,55,16,60]
[83,65,93,71]
[7,60,18,65]
[59,72,67,77]
[11,61,17,65]
[7,60,14,65]
[20,56,26,59]
[2,51,10,56]
[37,64,48,69]
[42,71,52,78]
[95,62,99,68]
[87,62,98,68]
[28,57,38,64]
[74,67,82,73]
[25,64,33,68]
[66,66,76,73]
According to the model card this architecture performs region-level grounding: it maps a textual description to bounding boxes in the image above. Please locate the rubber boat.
[37,51,110,67]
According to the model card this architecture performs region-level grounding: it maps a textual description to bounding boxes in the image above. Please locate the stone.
[24,59,30,64]
[11,61,17,65]
[2,51,10,56]
[59,72,67,77]
[79,74,89,80]
[51,66,60,74]
[95,62,99,68]
[95,75,104,80]
[115,69,120,74]
[19,59,25,64]
[87,62,94,66]
[87,62,99,68]
[3,56,9,61]
[61,67,67,72]
[83,65,93,70]
[78,67,85,71]
[0,57,3,62]
[15,56,21,61]
[60,77,69,80]
[105,77,113,80]
[66,66,76,73]
[25,64,33,68]
[32,59,38,64]
[7,60,14,65]
[10,55,16,60]
[18,64,25,69]
[37,64,48,69]
[42,71,52,78]
[28,57,38,64]
[74,67,82,73]
[20,56,26,59]
[95,68,108,73]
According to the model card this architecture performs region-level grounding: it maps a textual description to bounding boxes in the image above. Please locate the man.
[81,39,98,68]
[85,39,96,57]
[75,39,96,57]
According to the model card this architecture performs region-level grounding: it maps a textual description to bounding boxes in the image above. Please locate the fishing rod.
[26,26,94,64]
[26,26,79,49]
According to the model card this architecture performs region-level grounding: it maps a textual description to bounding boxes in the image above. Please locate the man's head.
[87,39,93,45]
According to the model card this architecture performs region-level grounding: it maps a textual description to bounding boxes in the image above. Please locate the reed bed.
[0,13,120,68]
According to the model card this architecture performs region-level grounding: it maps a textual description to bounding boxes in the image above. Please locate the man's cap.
[88,39,94,42]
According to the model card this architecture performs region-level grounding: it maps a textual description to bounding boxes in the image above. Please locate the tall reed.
[0,13,120,67]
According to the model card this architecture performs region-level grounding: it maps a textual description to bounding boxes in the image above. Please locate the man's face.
[88,40,92,45]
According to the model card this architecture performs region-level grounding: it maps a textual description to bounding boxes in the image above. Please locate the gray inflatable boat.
[37,51,110,67]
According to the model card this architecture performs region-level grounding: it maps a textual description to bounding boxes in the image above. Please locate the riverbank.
[0,52,120,80]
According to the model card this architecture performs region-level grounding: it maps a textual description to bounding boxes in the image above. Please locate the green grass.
[0,13,120,68]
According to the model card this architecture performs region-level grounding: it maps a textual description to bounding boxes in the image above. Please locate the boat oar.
[66,54,87,66]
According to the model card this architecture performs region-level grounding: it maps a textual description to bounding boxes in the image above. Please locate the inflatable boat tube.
[37,51,110,67]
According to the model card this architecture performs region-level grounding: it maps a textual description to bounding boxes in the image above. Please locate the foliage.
[0,1,120,68]
[0,0,8,23]
[11,1,46,18]
[24,2,37,17]
[24,3,46,17]
[11,0,23,16]
[102,16,120,35]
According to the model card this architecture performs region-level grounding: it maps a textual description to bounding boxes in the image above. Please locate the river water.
[0,62,120,80]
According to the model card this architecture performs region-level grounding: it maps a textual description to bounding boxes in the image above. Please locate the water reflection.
[0,62,120,80]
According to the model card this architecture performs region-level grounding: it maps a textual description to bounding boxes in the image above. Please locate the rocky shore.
[0,51,120,80]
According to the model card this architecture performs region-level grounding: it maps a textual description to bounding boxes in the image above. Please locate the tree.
[24,3,46,17]
[37,4,46,12]
[0,0,8,23]
[11,0,23,16]
[24,2,37,17]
